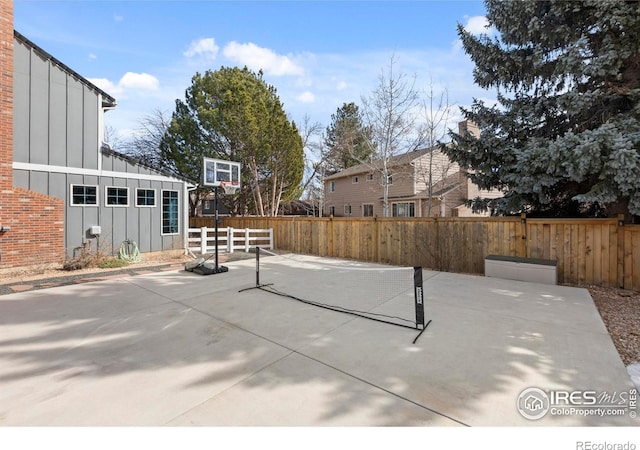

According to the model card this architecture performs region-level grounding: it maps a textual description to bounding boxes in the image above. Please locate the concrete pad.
[167,352,460,426]
[0,254,637,426]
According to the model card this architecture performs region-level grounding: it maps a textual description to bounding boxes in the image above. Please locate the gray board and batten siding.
[12,31,190,257]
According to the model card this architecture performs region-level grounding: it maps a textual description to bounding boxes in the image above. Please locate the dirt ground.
[1,252,638,367]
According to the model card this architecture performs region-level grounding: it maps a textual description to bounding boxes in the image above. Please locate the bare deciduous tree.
[123,108,171,171]
[413,78,459,217]
[360,55,424,217]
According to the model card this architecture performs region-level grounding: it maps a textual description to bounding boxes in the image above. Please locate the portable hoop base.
[192,265,229,275]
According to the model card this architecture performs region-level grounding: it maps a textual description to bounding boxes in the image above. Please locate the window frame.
[352,176,359,184]
[392,201,415,218]
[105,186,130,207]
[363,203,374,217]
[161,189,180,235]
[344,204,352,216]
[329,181,335,192]
[70,184,98,207]
[135,188,156,208]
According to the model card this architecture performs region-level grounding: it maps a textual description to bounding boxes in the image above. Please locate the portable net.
[241,249,430,341]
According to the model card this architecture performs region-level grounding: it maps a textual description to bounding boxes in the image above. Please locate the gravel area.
[589,286,640,367]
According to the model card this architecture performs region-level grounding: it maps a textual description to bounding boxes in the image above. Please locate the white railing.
[187,227,273,254]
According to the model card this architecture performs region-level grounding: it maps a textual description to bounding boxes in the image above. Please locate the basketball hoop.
[220,181,240,195]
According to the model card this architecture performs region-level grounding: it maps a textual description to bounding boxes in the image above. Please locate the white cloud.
[119,72,159,90]
[113,15,124,22]
[451,16,497,54]
[336,80,347,91]
[223,41,304,76]
[296,91,315,103]
[184,37,219,60]
[463,16,496,36]
[88,53,97,61]
[88,72,159,98]
[88,77,118,94]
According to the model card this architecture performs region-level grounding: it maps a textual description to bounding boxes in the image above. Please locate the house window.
[387,173,393,184]
[352,176,359,184]
[366,173,374,181]
[392,202,415,217]
[106,187,129,207]
[162,190,179,235]
[329,206,336,216]
[70,185,98,206]
[363,204,374,217]
[344,204,352,216]
[135,188,156,207]
[329,181,335,192]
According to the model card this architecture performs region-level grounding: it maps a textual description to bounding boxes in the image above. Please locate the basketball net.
[220,181,239,195]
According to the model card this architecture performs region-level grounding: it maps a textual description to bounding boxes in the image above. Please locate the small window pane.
[71,185,97,206]
[106,187,129,206]
[136,189,156,207]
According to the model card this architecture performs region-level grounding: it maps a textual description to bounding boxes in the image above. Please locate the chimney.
[458,120,480,139]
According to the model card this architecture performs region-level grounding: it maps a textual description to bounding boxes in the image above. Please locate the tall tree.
[361,56,424,217]
[444,0,640,219]
[323,102,374,174]
[298,114,325,216]
[160,67,304,216]
[121,109,171,170]
[414,78,458,217]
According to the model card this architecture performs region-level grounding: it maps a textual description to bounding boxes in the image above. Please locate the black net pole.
[256,246,260,287]
[413,267,425,329]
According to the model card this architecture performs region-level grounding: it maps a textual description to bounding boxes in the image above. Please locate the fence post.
[245,228,250,252]
[228,227,233,253]
[518,213,527,257]
[201,227,207,254]
[617,214,625,289]
[269,228,274,250]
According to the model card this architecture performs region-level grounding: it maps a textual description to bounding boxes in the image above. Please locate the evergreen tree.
[323,102,374,174]
[444,0,640,219]
[161,67,304,216]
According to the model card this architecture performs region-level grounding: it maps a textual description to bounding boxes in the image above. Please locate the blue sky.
[15,0,495,141]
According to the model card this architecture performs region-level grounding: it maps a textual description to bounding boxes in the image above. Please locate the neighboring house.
[323,121,502,218]
[0,25,192,268]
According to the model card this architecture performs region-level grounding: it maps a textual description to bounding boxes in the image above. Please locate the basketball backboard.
[203,157,241,188]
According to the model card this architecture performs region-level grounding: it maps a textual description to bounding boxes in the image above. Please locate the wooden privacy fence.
[187,226,273,255]
[190,215,640,291]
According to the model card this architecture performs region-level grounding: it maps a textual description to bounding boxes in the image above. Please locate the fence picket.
[188,216,640,290]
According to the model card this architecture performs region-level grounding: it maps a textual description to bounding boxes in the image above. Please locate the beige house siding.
[323,121,501,218]
[324,149,466,218]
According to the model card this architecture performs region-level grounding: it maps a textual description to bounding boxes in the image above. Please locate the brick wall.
[0,0,65,268]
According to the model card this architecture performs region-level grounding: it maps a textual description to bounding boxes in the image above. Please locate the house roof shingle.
[324,145,446,181]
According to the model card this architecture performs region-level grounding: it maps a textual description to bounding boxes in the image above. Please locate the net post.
[413,267,425,330]
[256,246,260,287]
